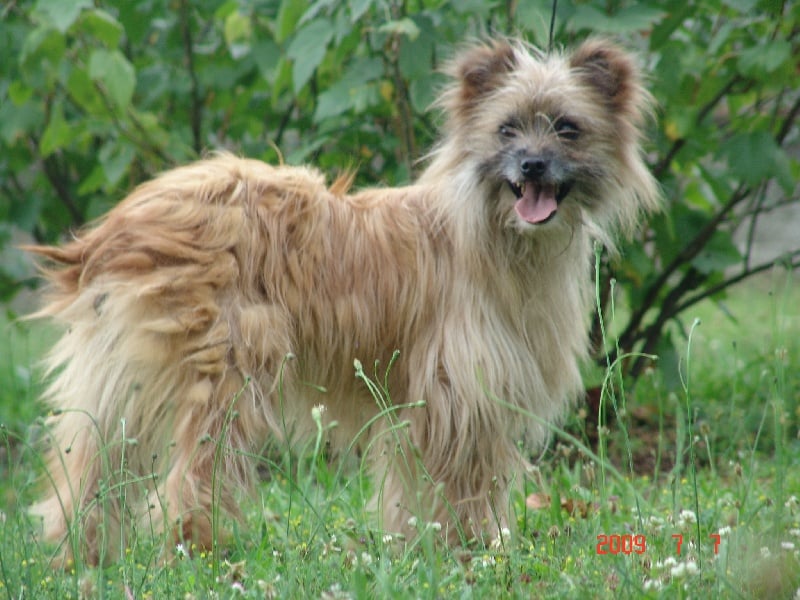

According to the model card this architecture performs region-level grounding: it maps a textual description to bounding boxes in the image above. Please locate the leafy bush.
[1,0,797,383]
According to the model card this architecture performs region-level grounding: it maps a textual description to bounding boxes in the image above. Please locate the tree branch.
[674,250,800,315]
[179,0,203,154]
[39,153,83,227]
[615,183,750,359]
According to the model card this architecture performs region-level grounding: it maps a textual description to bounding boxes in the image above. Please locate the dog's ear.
[449,41,517,112]
[570,39,643,119]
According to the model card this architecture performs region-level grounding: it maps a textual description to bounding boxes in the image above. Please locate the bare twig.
[674,249,800,315]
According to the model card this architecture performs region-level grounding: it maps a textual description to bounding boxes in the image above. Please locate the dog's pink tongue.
[514,182,558,224]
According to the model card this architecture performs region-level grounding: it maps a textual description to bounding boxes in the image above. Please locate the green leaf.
[314,57,383,122]
[32,0,93,32]
[276,0,309,43]
[20,25,66,68]
[40,103,75,157]
[409,73,441,113]
[349,0,373,22]
[8,82,34,106]
[98,140,135,191]
[79,9,124,48]
[569,5,665,34]
[0,102,44,144]
[287,20,333,93]
[89,49,136,111]
[77,163,107,196]
[722,132,787,187]
[67,65,104,114]
[398,20,434,79]
[737,40,791,77]
[691,230,741,274]
[224,10,252,59]
[252,38,282,83]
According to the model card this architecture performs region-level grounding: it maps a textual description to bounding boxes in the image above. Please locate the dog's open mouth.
[508,180,571,224]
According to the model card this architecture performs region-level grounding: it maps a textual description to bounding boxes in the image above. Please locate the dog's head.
[435,38,659,236]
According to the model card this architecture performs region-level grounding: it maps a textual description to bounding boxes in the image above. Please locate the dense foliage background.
[1,0,798,382]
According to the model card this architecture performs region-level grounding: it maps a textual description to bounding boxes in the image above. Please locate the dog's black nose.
[520,157,547,178]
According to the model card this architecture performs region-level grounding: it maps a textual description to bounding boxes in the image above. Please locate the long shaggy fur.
[28,38,658,564]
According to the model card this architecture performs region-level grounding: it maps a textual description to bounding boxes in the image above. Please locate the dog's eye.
[555,119,581,141]
[499,123,517,138]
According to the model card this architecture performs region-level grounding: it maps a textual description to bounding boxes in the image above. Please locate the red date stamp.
[596,533,722,555]
[596,534,647,555]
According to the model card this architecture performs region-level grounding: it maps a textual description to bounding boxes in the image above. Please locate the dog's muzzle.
[507,158,572,224]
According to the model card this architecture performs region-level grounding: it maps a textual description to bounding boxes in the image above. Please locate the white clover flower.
[429,521,442,531]
[643,579,663,591]
[718,526,732,537]
[781,541,796,551]
[670,562,687,578]
[685,560,699,575]
[659,556,678,569]
[677,509,697,527]
[382,534,393,544]
[407,516,418,528]
[490,527,512,549]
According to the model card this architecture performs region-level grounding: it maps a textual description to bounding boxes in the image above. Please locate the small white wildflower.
[677,509,697,527]
[382,534,393,544]
[481,554,496,568]
[685,560,699,575]
[781,542,796,551]
[360,552,373,566]
[718,526,732,537]
[660,556,678,569]
[790,529,800,538]
[175,543,188,559]
[643,579,663,591]
[670,562,687,578]
[429,521,442,531]
[760,546,771,558]
[407,516,418,528]
[647,515,665,533]
[785,496,799,510]
[490,527,512,549]
[311,404,326,421]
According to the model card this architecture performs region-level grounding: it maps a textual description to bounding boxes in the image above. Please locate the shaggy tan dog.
[28,38,658,564]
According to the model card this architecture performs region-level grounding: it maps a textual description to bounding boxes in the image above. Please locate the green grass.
[1,271,799,599]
